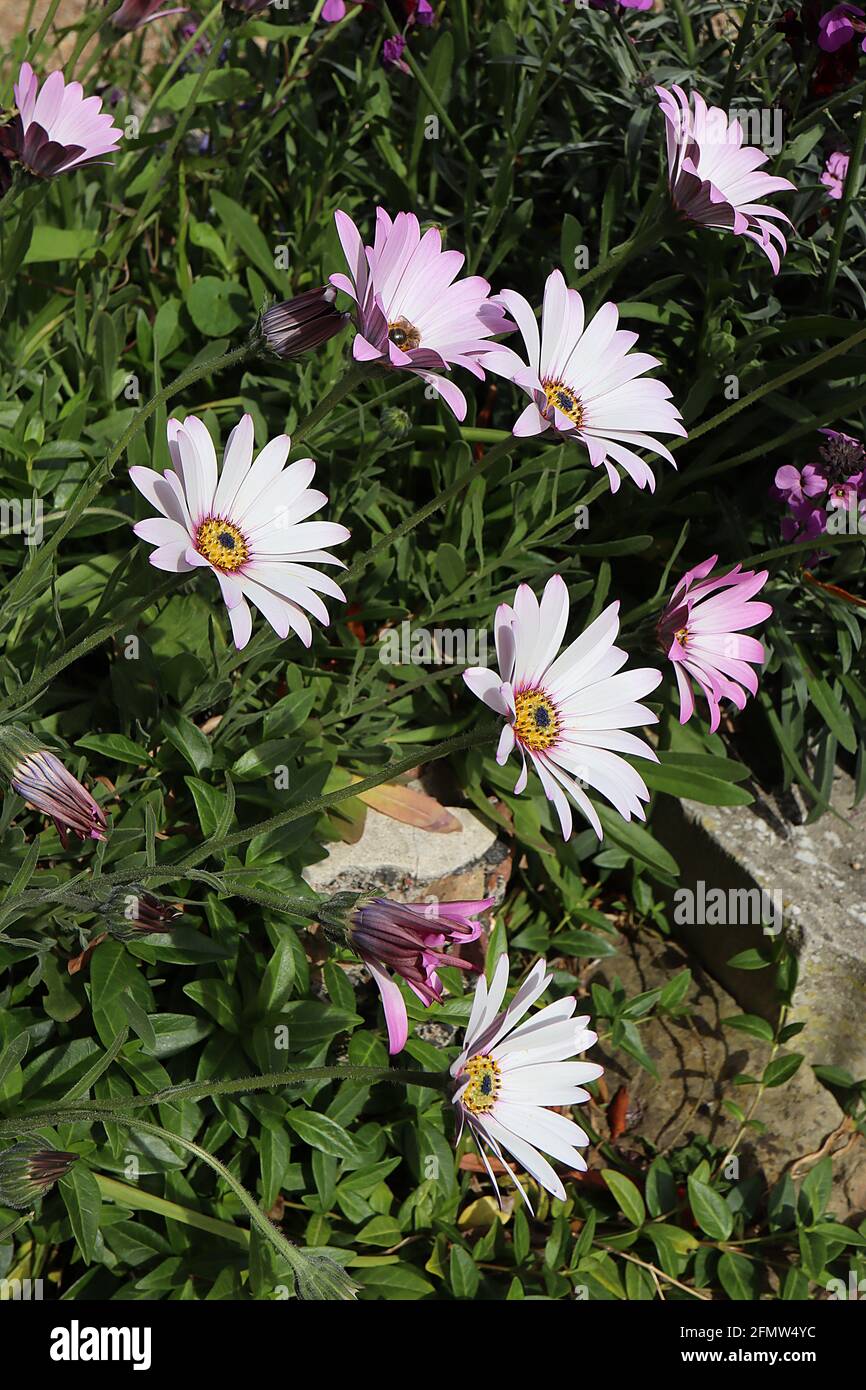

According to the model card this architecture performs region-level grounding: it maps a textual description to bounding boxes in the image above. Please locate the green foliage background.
[1,0,865,1300]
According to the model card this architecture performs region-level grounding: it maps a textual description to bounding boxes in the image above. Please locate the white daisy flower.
[464,575,661,840]
[452,953,603,1210]
[130,412,350,650]
[483,268,686,493]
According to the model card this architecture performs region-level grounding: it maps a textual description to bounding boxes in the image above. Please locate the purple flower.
[818,3,866,52]
[774,463,827,505]
[0,63,122,180]
[108,0,187,32]
[330,207,512,419]
[658,557,773,732]
[821,149,850,199]
[348,897,492,1053]
[322,0,347,18]
[382,34,409,72]
[0,725,108,845]
[0,1141,79,1209]
[656,84,796,274]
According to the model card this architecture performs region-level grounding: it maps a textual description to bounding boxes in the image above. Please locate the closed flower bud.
[260,287,348,359]
[104,888,180,941]
[0,1140,78,1209]
[0,724,107,845]
[379,406,411,440]
[107,0,187,32]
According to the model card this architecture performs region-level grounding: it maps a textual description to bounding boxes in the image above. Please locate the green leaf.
[161,712,213,772]
[762,1053,803,1088]
[602,1171,646,1228]
[59,1165,102,1264]
[449,1245,480,1298]
[76,733,152,765]
[718,1251,758,1299]
[687,1176,733,1241]
[211,190,287,293]
[722,1014,775,1042]
[284,1110,360,1163]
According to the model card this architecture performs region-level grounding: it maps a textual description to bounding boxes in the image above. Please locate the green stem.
[292,363,368,444]
[0,342,257,631]
[572,199,677,296]
[671,325,866,454]
[106,26,229,283]
[1,575,178,718]
[344,435,516,586]
[720,0,760,108]
[670,0,697,67]
[823,83,866,307]
[8,1107,349,1295]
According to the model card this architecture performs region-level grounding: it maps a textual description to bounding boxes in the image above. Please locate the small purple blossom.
[821,149,850,199]
[818,3,866,52]
[382,34,409,71]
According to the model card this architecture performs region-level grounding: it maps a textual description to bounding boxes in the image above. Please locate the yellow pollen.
[388,317,421,351]
[542,377,584,428]
[674,626,689,648]
[196,516,248,572]
[461,1055,501,1115]
[513,687,560,752]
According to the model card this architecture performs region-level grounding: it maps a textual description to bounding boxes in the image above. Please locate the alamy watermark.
[0,498,43,546]
[379,620,489,667]
[672,880,783,937]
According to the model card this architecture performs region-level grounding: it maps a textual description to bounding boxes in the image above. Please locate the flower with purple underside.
[260,286,348,357]
[451,954,603,1211]
[483,268,685,492]
[330,208,513,420]
[0,724,108,845]
[658,557,772,732]
[0,63,122,180]
[656,84,796,274]
[347,896,492,1054]
[818,3,866,52]
[464,576,661,841]
[821,149,850,199]
[130,412,349,651]
[108,0,188,32]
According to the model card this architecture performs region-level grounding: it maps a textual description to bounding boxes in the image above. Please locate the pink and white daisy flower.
[451,954,603,1210]
[821,150,850,200]
[656,85,796,274]
[0,63,122,178]
[658,555,773,732]
[330,208,513,420]
[348,896,492,1054]
[130,413,349,651]
[463,576,661,840]
[482,269,685,492]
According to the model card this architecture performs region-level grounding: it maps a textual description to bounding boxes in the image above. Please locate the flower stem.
[5,1106,352,1296]
[670,0,697,67]
[823,83,866,308]
[345,435,516,586]
[572,195,677,297]
[0,341,257,633]
[291,362,369,444]
[720,0,761,110]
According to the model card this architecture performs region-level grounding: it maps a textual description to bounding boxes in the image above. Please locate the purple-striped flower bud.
[105,888,180,941]
[0,1140,79,1209]
[107,0,188,32]
[0,724,108,845]
[260,286,349,359]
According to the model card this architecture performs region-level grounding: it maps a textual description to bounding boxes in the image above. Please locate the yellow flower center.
[674,626,689,647]
[388,317,421,351]
[461,1054,501,1115]
[195,517,249,572]
[542,377,584,428]
[513,688,560,752]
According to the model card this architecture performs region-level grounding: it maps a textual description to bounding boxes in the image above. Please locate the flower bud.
[260,287,348,359]
[0,1140,78,1210]
[103,888,181,941]
[0,724,107,845]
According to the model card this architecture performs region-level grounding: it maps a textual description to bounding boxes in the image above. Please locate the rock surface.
[653,769,866,1077]
[588,928,864,1220]
[304,804,510,906]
